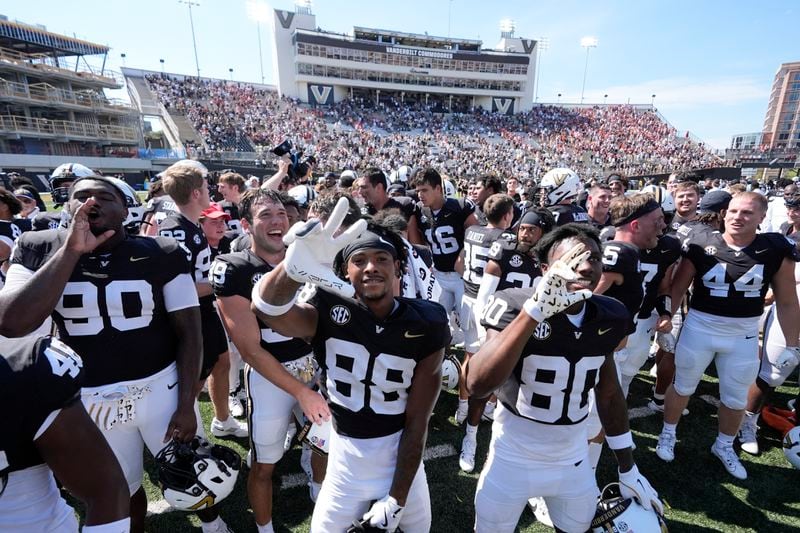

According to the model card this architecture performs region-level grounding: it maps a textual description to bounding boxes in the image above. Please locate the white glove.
[362,495,404,532]
[523,243,593,322]
[282,197,367,298]
[775,346,800,369]
[656,331,677,352]
[619,464,663,514]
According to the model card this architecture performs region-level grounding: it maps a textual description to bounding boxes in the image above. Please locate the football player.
[595,194,666,394]
[357,168,414,218]
[253,199,449,532]
[33,163,95,231]
[466,223,662,533]
[656,192,800,480]
[586,183,612,230]
[159,163,249,450]
[408,167,478,344]
[457,193,515,473]
[1,335,131,532]
[216,171,245,237]
[212,188,326,533]
[738,193,800,454]
[1,176,201,533]
[477,208,553,299]
[537,168,590,226]
[668,180,700,233]
[607,174,627,198]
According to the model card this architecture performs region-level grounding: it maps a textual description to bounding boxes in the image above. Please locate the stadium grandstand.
[0,15,147,181]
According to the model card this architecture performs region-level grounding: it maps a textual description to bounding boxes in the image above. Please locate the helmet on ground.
[783,426,800,469]
[155,437,241,511]
[441,353,461,390]
[538,168,581,207]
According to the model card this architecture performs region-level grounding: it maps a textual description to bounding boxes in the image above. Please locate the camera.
[272,139,315,184]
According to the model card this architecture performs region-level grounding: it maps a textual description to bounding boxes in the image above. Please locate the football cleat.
[211,416,248,438]
[228,394,245,419]
[655,431,676,462]
[459,435,477,473]
[711,441,747,480]
[528,497,554,527]
[737,414,759,455]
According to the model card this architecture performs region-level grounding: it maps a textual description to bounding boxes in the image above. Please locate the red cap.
[201,203,231,221]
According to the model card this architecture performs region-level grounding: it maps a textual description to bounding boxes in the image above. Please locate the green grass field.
[65,360,799,533]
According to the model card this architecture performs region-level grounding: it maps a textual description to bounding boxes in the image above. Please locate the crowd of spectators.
[145,75,723,180]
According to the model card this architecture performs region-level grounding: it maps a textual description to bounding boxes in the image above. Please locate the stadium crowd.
[2,138,799,533]
[145,75,723,181]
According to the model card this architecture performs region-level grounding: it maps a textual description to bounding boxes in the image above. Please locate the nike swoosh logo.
[130,256,148,262]
[405,331,425,338]
[755,249,767,254]
[167,382,178,390]
[598,328,612,335]
[745,335,757,339]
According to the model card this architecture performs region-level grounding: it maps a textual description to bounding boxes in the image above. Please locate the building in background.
[0,15,148,179]
[762,61,800,150]
[271,4,538,113]
[730,132,762,150]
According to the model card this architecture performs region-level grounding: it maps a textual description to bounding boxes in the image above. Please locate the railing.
[0,114,139,143]
[0,47,123,87]
[0,78,133,113]
[725,148,799,161]
[137,147,187,159]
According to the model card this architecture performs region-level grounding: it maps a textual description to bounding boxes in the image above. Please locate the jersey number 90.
[57,280,155,336]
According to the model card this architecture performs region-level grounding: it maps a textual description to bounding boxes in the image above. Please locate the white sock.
[716,433,735,447]
[257,521,274,533]
[458,398,468,410]
[662,422,677,435]
[652,392,665,401]
[744,410,759,423]
[588,441,603,472]
[465,423,478,439]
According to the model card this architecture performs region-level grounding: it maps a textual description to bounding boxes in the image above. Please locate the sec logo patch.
[510,254,523,268]
[533,321,551,340]
[330,305,351,325]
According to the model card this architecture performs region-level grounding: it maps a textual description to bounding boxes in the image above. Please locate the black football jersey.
[462,225,509,297]
[486,234,541,291]
[638,235,681,318]
[0,219,31,249]
[218,200,243,237]
[211,250,312,363]
[159,213,212,285]
[309,290,449,439]
[0,336,83,474]
[683,230,800,317]
[413,198,475,272]
[601,240,644,332]
[11,230,194,386]
[143,195,179,228]
[480,288,628,426]
[667,213,696,236]
[549,204,590,227]
[32,211,64,231]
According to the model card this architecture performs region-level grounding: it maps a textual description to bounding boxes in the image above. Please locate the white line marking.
[146,499,175,516]
[628,406,654,420]
[423,443,457,461]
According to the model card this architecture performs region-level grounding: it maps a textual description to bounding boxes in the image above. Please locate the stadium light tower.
[651,94,656,106]
[246,0,270,85]
[580,36,598,104]
[534,37,549,103]
[179,0,201,78]
[499,18,515,38]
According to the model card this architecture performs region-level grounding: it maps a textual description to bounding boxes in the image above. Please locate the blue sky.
[8,0,800,149]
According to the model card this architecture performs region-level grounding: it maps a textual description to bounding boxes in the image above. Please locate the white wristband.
[522,298,545,323]
[83,517,131,532]
[251,280,297,316]
[606,431,634,450]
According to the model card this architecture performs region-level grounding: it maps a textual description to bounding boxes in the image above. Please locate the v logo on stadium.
[521,39,536,54]
[493,98,512,114]
[276,10,295,29]
[310,85,332,104]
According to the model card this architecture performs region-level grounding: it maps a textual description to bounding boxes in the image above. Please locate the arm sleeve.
[3,263,34,292]
[163,273,200,312]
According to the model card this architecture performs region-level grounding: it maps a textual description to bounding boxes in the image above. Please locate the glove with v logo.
[523,243,593,322]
